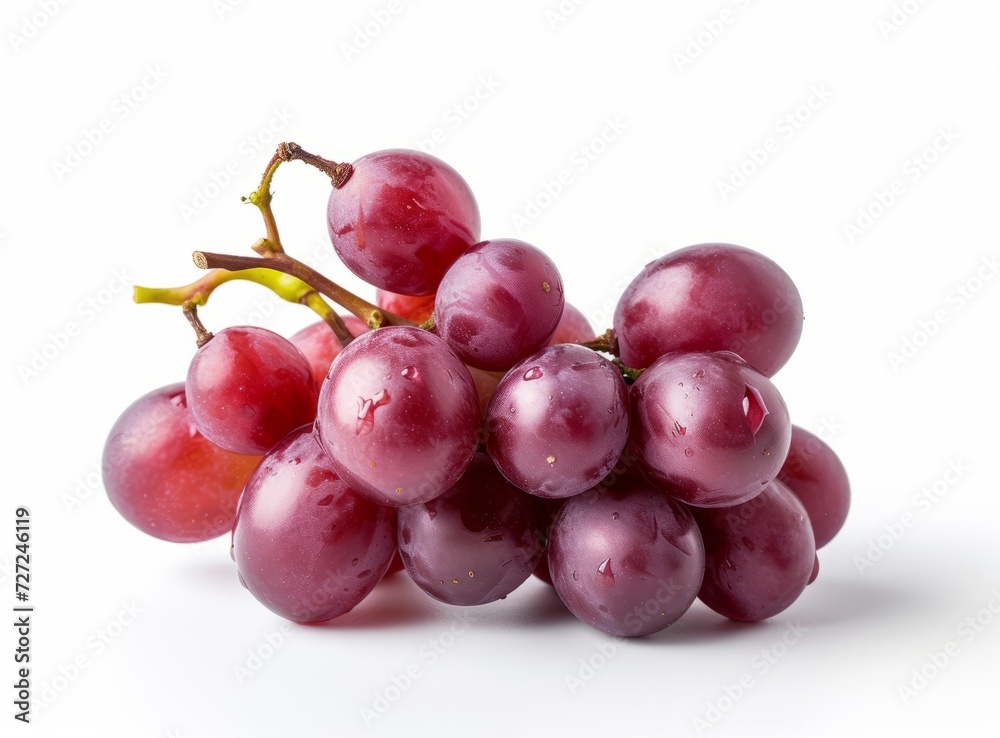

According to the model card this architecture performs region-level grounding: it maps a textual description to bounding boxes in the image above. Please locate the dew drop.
[684,448,694,457]
[673,421,687,436]
[741,536,755,552]
[401,366,420,380]
[523,366,544,381]
[356,389,391,436]
[351,557,359,566]
[317,494,334,507]
[693,369,705,379]
[395,487,403,494]
[597,558,615,584]
[468,571,475,578]
[289,457,301,466]
[612,512,619,521]
[242,404,256,419]
[452,579,459,584]
[598,604,609,614]
[572,570,579,581]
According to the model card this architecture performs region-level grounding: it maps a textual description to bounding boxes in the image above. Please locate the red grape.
[397,454,543,606]
[375,289,436,324]
[103,383,261,542]
[435,238,565,371]
[693,479,815,622]
[316,326,480,507]
[777,425,851,548]
[614,243,803,377]
[187,326,318,455]
[629,350,791,508]
[486,344,629,499]
[549,302,594,345]
[290,316,369,388]
[548,476,705,637]
[327,149,480,296]
[232,426,396,623]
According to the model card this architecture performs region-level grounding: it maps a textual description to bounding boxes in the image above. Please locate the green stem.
[192,250,415,330]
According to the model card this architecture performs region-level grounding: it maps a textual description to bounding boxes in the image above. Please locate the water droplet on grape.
[612,512,619,520]
[684,448,694,457]
[523,366,543,381]
[401,366,420,380]
[673,421,687,436]
[741,536,755,552]
[289,457,301,466]
[356,389,391,435]
[599,604,609,613]
[597,558,615,584]
[468,571,475,578]
[572,570,579,581]
[351,557,359,566]
[452,579,459,584]
[242,405,256,419]
[693,369,705,378]
[546,455,556,464]
[317,494,334,506]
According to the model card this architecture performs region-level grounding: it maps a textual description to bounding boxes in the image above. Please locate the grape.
[232,426,396,623]
[614,243,803,377]
[808,554,820,585]
[435,238,565,371]
[486,344,629,499]
[693,479,815,622]
[548,476,705,637]
[549,302,594,345]
[103,383,261,542]
[375,289,436,324]
[468,365,502,417]
[397,454,543,606]
[290,316,369,389]
[777,425,850,548]
[187,326,318,455]
[629,350,790,508]
[316,326,480,507]
[327,149,480,296]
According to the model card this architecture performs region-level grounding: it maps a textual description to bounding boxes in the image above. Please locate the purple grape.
[186,326,318,455]
[777,425,851,548]
[327,149,480,296]
[103,383,261,542]
[290,316,369,389]
[629,350,790,508]
[486,344,629,499]
[693,479,815,622]
[549,302,594,345]
[434,238,565,371]
[548,476,705,637]
[397,454,543,606]
[614,243,803,377]
[232,426,396,623]
[315,326,480,507]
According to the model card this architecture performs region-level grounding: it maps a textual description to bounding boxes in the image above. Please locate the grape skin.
[290,315,370,389]
[103,383,261,542]
[435,238,565,372]
[375,289,436,325]
[693,479,815,622]
[327,149,480,296]
[629,350,791,508]
[486,344,629,499]
[548,476,705,637]
[316,326,480,507]
[614,243,803,377]
[549,302,594,345]
[186,326,318,456]
[777,425,851,548]
[232,426,396,623]
[397,454,543,606]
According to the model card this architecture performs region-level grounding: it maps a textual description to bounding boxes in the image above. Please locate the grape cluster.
[103,147,850,637]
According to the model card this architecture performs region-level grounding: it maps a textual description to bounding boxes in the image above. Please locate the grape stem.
[182,303,214,348]
[192,249,415,330]
[133,267,354,348]
[578,329,618,356]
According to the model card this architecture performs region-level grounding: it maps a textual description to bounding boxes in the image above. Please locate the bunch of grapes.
[103,145,850,637]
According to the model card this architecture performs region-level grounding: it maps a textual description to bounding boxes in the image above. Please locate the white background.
[3,1,999,736]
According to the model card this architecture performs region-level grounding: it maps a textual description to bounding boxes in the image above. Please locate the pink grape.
[435,238,565,371]
[187,326,318,455]
[486,344,629,499]
[397,454,543,606]
[549,302,594,345]
[327,149,480,296]
[629,350,791,508]
[103,383,261,542]
[316,326,480,507]
[375,289,436,324]
[614,243,803,377]
[232,426,396,623]
[290,316,369,388]
[693,479,815,622]
[548,476,705,637]
[777,425,851,548]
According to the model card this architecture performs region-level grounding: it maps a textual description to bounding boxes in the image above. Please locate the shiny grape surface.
[316,326,480,507]
[693,479,815,622]
[614,243,803,377]
[486,345,629,499]
[290,316,369,388]
[548,476,705,637]
[397,454,543,606]
[549,302,594,345]
[435,239,565,371]
[375,289,436,324]
[629,350,791,508]
[186,326,318,455]
[232,426,396,623]
[327,149,480,296]
[778,425,851,548]
[103,383,261,542]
